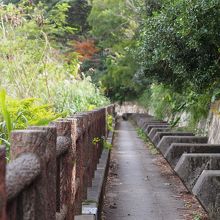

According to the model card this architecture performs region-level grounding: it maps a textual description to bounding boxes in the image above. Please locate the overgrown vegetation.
[85,0,220,131]
[107,114,113,132]
[0,1,109,150]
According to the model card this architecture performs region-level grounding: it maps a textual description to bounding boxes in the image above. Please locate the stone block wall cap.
[170,143,220,147]
[181,153,220,157]
[11,130,47,134]
[29,125,56,129]
[161,135,208,140]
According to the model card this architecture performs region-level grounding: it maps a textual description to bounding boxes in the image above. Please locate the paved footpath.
[102,120,206,220]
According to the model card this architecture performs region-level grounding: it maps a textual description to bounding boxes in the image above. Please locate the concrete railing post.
[51,120,74,219]
[74,115,88,201]
[0,146,6,220]
[29,126,57,220]
[87,112,95,184]
[9,130,48,219]
[67,117,83,215]
[91,111,98,172]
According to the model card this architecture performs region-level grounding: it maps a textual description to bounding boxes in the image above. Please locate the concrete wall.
[208,101,220,144]
[119,100,220,144]
[150,100,220,144]
[115,102,147,116]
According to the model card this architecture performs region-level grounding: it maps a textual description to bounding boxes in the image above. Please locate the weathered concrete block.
[75,215,95,220]
[152,132,194,146]
[142,121,168,130]
[175,153,220,191]
[133,115,153,127]
[145,124,170,135]
[82,203,97,218]
[192,170,220,220]
[137,118,155,128]
[165,144,220,168]
[148,128,171,141]
[157,136,208,155]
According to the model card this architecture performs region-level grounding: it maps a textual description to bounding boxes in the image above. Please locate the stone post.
[29,126,57,220]
[51,120,74,219]
[9,130,48,220]
[67,117,82,215]
[0,146,6,220]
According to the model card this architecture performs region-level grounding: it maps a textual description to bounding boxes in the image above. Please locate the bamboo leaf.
[0,89,12,138]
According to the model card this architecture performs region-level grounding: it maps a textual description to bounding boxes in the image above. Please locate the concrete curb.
[76,124,115,220]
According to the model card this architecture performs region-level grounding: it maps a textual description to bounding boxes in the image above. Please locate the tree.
[136,0,220,93]
[86,0,144,101]
[2,0,91,34]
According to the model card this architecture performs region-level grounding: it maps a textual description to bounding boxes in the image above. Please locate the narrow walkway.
[102,120,202,220]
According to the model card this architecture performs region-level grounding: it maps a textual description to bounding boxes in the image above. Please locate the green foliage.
[88,0,129,48]
[87,0,144,101]
[92,137,101,145]
[102,139,112,150]
[0,1,109,158]
[186,92,211,128]
[67,0,91,34]
[0,2,74,100]
[0,94,62,129]
[138,90,152,110]
[101,47,142,101]
[193,213,202,220]
[140,84,185,120]
[49,0,91,33]
[52,78,109,114]
[0,2,109,113]
[7,98,63,128]
[0,90,62,158]
[0,89,12,141]
[107,114,113,132]
[136,128,148,142]
[138,84,211,128]
[92,136,112,150]
[87,0,220,128]
[136,0,220,92]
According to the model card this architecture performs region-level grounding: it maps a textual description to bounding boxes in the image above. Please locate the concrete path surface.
[102,120,207,220]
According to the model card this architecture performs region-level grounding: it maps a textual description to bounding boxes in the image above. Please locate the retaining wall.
[129,113,220,219]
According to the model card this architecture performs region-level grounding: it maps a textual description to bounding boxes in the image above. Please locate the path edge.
[75,118,117,220]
